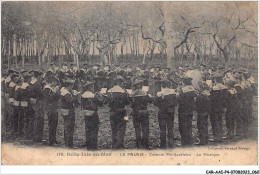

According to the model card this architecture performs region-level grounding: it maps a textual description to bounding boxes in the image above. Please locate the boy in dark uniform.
[243,72,256,130]
[107,76,130,149]
[81,81,104,150]
[155,79,177,148]
[31,70,45,142]
[225,79,239,139]
[196,82,210,145]
[106,71,116,90]
[19,74,31,139]
[209,74,227,142]
[94,70,106,92]
[43,76,60,146]
[13,78,23,136]
[8,73,19,133]
[60,79,78,148]
[3,71,12,129]
[130,79,152,149]
[233,71,245,137]
[177,76,197,146]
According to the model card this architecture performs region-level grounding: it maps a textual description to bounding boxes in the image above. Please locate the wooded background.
[1,2,258,70]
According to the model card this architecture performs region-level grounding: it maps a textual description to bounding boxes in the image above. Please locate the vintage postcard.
[1,1,258,166]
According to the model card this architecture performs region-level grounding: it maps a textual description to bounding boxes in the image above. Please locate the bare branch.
[174,26,199,50]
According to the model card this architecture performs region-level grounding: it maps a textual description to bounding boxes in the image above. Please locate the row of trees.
[1,2,257,70]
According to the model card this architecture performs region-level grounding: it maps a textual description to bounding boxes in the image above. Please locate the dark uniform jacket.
[225,88,239,113]
[13,84,21,107]
[60,87,76,110]
[29,78,44,101]
[130,89,152,113]
[43,84,60,109]
[8,81,16,102]
[196,90,210,114]
[19,82,30,108]
[210,83,228,112]
[155,88,177,114]
[81,91,103,112]
[107,86,130,112]
[178,85,197,114]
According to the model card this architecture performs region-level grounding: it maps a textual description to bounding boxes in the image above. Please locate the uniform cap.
[83,81,94,87]
[11,73,19,79]
[117,70,126,77]
[225,78,235,87]
[45,70,54,77]
[65,72,74,79]
[23,73,31,81]
[133,79,144,86]
[34,70,43,77]
[108,71,116,78]
[97,70,105,77]
[47,76,59,84]
[115,75,125,82]
[161,79,172,86]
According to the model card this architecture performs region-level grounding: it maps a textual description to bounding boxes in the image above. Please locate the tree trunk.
[38,54,41,66]
[92,41,95,59]
[223,51,229,70]
[129,37,133,58]
[149,42,156,62]
[114,44,117,63]
[164,9,174,69]
[132,35,135,59]
[136,34,139,58]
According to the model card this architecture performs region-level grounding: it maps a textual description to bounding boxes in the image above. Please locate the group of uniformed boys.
[1,61,256,149]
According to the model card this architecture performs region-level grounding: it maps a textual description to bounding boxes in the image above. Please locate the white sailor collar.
[30,78,37,85]
[234,83,244,90]
[107,86,125,93]
[182,85,195,93]
[21,82,29,89]
[44,84,54,91]
[82,91,95,98]
[213,83,227,90]
[132,89,147,97]
[201,90,210,96]
[60,87,71,96]
[5,76,11,83]
[157,88,176,97]
[9,82,16,88]
[15,85,20,91]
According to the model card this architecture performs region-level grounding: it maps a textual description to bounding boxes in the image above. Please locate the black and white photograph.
[1,1,258,166]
